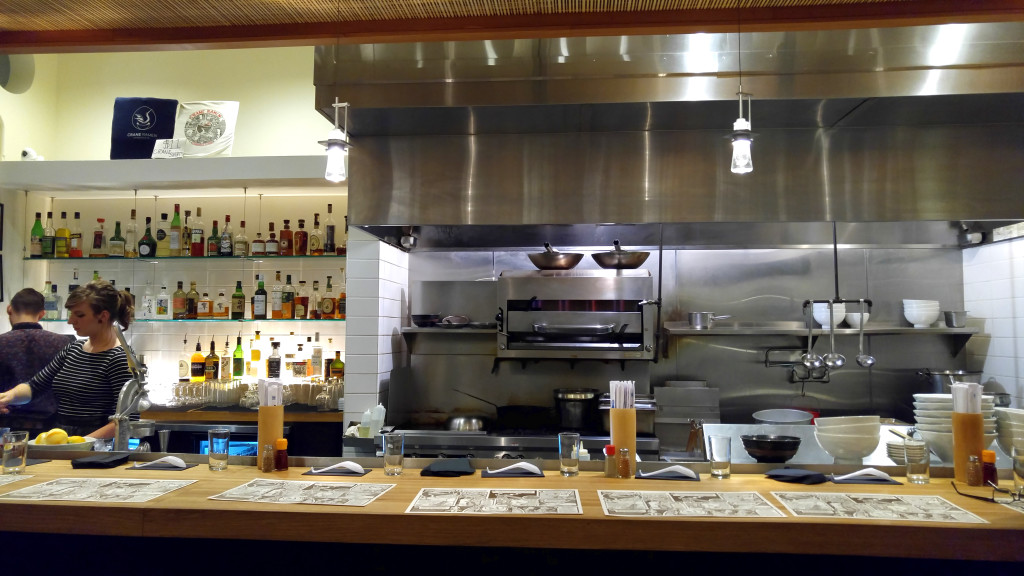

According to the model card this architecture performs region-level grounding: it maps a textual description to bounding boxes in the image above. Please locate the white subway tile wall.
[963,236,1023,407]
[343,228,409,425]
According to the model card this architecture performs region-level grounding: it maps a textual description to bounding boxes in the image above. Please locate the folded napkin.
[482,462,544,477]
[829,468,901,485]
[71,453,130,469]
[765,468,828,485]
[303,461,371,477]
[127,456,196,470]
[636,464,700,481]
[421,458,475,477]
[26,458,51,467]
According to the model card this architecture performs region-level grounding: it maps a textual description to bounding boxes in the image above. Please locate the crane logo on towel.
[110,96,178,159]
[132,106,157,131]
[174,101,239,157]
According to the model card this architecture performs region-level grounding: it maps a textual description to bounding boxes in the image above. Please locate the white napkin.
[485,462,542,475]
[134,455,186,469]
[310,461,365,474]
[637,465,697,479]
[831,467,893,482]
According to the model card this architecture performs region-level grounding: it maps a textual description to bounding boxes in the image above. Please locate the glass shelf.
[24,254,346,262]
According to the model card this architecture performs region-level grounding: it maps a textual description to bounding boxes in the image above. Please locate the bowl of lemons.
[27,428,95,451]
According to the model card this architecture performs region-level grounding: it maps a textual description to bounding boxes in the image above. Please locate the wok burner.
[385,429,659,460]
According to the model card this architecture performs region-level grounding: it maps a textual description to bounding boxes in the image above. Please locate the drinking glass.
[1013,438,1024,494]
[208,428,230,471]
[2,431,29,475]
[708,435,731,479]
[558,432,581,477]
[904,437,930,484]
[383,432,404,476]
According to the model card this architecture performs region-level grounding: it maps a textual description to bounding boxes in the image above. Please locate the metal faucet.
[111,325,151,452]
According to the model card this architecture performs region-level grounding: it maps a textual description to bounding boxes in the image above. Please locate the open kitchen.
[2,2,1024,572]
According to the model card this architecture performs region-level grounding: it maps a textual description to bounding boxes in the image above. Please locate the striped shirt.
[28,340,133,421]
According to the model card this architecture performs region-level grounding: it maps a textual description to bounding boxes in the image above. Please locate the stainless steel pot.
[918,369,982,393]
[688,312,731,330]
[446,415,488,431]
[554,388,600,431]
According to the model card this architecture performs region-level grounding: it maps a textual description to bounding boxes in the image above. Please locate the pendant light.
[320,97,350,183]
[729,1,754,175]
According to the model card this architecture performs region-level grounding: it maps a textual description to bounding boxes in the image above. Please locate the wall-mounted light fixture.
[728,0,753,175]
[320,97,350,183]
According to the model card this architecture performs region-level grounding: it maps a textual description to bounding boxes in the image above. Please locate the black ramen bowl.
[412,314,441,328]
[740,434,802,463]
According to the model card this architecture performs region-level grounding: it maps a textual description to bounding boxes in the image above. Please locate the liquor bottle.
[310,280,322,319]
[42,281,56,320]
[337,267,347,320]
[231,280,246,320]
[323,338,334,376]
[330,351,345,380]
[214,291,230,318]
[69,212,84,258]
[204,340,220,381]
[320,275,337,319]
[138,216,157,258]
[140,281,154,320]
[219,215,234,257]
[108,220,126,257]
[233,336,245,378]
[279,220,294,256]
[281,274,296,319]
[293,219,308,256]
[172,280,187,319]
[124,209,139,258]
[55,211,71,258]
[49,284,63,320]
[338,215,348,256]
[190,341,206,383]
[169,203,182,256]
[309,213,324,256]
[265,222,279,255]
[197,292,213,318]
[233,220,249,257]
[155,213,170,257]
[271,271,283,319]
[251,331,263,378]
[252,276,268,320]
[267,342,282,379]
[220,338,231,379]
[250,232,266,256]
[185,280,200,319]
[90,218,108,258]
[29,212,44,258]
[294,280,309,319]
[190,207,205,257]
[41,211,56,258]
[324,203,336,254]
[181,209,192,256]
[156,285,171,319]
[310,333,323,377]
[207,219,219,257]
[292,341,308,378]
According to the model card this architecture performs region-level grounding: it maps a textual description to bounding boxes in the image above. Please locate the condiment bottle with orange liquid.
[951,382,984,483]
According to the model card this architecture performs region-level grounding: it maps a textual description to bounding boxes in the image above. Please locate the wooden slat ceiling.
[2,0,1023,53]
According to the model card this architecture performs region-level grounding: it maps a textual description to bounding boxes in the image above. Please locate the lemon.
[43,428,69,445]
[35,432,46,444]
[67,435,85,444]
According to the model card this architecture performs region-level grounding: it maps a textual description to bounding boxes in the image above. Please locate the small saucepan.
[446,415,489,432]
[688,312,731,330]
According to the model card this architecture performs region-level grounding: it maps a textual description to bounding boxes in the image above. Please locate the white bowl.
[917,430,996,463]
[996,435,1024,457]
[914,410,953,419]
[913,401,952,410]
[814,415,880,427]
[903,299,940,306]
[813,307,847,327]
[995,407,1024,424]
[812,423,880,436]
[904,308,940,327]
[814,430,880,461]
[27,436,96,452]
[844,312,870,328]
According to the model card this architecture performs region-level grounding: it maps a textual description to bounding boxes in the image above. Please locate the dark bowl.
[412,314,441,327]
[740,434,802,463]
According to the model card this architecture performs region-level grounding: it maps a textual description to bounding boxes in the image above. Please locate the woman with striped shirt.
[0,281,134,439]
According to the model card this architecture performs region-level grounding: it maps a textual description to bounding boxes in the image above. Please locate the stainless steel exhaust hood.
[314,23,1024,249]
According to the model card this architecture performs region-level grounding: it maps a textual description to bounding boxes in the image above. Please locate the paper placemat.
[406,487,581,514]
[210,479,393,507]
[772,492,987,523]
[599,490,783,517]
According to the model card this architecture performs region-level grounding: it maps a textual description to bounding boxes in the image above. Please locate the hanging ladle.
[801,306,824,370]
[822,301,846,369]
[855,301,876,368]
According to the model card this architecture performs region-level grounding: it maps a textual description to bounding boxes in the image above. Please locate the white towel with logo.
[173,101,239,157]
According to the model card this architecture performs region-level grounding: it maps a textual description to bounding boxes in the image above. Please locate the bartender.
[0,281,134,439]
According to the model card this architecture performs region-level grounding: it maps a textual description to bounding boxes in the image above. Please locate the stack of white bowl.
[903,299,941,328]
[913,393,996,462]
[812,302,846,328]
[994,407,1024,455]
[813,415,880,461]
[886,439,907,465]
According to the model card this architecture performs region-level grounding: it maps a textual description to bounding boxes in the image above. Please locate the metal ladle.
[855,302,876,368]
[801,308,824,369]
[822,301,846,369]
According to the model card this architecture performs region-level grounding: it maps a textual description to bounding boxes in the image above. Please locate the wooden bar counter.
[2,458,1022,573]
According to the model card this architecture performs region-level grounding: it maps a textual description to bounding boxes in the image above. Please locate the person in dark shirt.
[0,282,133,438]
[0,288,76,436]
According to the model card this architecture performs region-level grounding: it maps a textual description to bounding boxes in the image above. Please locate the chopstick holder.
[636,464,699,481]
[482,462,544,477]
[128,455,196,470]
[303,461,370,476]
[829,467,901,485]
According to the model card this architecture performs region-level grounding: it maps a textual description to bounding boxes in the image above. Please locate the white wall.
[0,54,59,162]
[963,237,1024,407]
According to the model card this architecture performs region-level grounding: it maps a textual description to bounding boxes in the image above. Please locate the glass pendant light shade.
[730,118,753,174]
[324,128,348,183]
